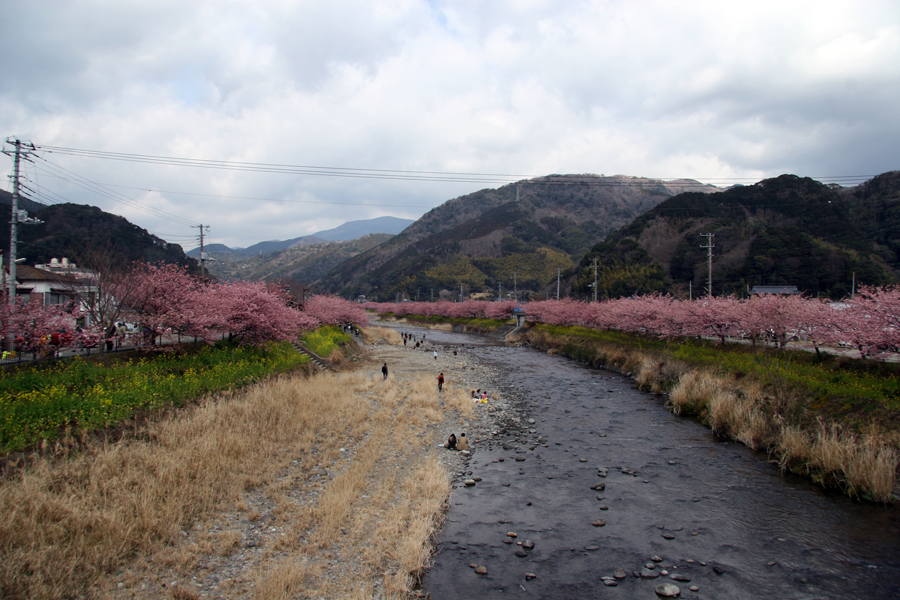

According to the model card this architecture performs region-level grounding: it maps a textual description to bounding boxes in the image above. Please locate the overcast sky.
[1,1,898,250]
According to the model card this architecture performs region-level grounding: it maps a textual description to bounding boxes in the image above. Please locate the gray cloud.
[1,0,897,249]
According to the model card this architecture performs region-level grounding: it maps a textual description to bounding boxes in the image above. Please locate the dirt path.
[99,325,521,600]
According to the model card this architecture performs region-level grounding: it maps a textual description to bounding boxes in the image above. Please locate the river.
[411,326,900,600]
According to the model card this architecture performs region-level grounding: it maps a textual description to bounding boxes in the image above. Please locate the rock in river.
[655,582,681,597]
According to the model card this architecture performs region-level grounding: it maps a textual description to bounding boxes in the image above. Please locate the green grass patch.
[0,341,307,454]
[302,325,351,358]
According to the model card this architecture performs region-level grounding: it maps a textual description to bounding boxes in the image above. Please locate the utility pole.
[497,281,502,301]
[193,224,210,278]
[700,233,714,297]
[852,272,856,300]
[512,272,518,302]
[556,268,562,300]
[592,257,599,302]
[3,138,40,351]
[460,283,463,302]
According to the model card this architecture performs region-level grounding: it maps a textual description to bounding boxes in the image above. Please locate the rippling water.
[417,326,900,600]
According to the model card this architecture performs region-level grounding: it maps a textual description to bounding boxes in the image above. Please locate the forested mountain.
[572,172,900,300]
[207,233,394,282]
[0,198,198,272]
[316,175,719,300]
[186,215,414,261]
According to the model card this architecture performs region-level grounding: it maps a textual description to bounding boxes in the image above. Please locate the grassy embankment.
[0,341,308,457]
[519,323,900,502]
[301,324,354,364]
[0,327,469,599]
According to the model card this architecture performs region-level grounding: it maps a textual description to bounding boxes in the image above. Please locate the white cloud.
[1,0,897,248]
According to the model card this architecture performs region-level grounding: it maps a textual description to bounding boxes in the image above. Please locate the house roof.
[750,285,801,295]
[13,264,79,283]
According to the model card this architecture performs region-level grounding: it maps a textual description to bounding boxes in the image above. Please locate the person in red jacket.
[438,372,444,392]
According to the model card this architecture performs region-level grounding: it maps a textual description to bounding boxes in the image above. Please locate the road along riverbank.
[410,325,900,600]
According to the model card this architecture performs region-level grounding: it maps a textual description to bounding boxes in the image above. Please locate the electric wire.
[33,157,196,228]
[33,144,876,187]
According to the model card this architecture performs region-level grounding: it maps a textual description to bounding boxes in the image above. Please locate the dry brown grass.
[706,385,769,449]
[667,369,898,500]
[0,369,407,599]
[668,370,722,415]
[805,424,899,502]
[361,326,403,345]
[441,384,476,420]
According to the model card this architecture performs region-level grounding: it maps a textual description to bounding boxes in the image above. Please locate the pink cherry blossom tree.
[303,294,369,326]
[1,298,81,354]
[210,281,317,345]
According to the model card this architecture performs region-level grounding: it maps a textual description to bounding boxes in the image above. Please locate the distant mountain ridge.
[571,171,900,299]
[0,200,197,271]
[188,216,414,259]
[0,188,47,214]
[206,233,395,283]
[316,174,720,299]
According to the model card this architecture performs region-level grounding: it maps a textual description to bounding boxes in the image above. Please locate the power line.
[36,144,527,184]
[32,143,877,187]
[32,156,196,227]
[31,173,437,208]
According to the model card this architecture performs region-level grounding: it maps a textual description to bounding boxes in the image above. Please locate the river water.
[413,326,900,600]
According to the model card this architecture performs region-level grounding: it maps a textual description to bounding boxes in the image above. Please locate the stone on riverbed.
[655,582,680,597]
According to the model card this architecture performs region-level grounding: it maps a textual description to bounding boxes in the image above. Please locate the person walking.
[382,362,388,380]
[433,349,438,360]
[438,372,444,392]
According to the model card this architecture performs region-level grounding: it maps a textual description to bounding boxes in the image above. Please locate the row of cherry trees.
[1,264,368,354]
[374,288,900,360]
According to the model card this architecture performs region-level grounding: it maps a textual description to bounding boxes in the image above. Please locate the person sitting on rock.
[456,433,470,451]
[446,433,457,450]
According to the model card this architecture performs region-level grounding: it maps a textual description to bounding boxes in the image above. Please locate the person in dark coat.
[382,363,388,380]
[446,433,457,450]
[105,324,116,352]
